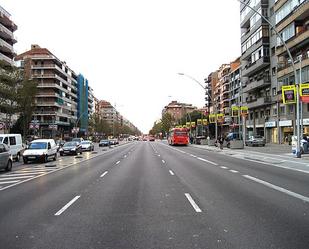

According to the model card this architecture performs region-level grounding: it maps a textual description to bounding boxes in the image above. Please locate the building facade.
[0,5,17,65]
[162,101,197,123]
[240,0,272,138]
[16,45,79,138]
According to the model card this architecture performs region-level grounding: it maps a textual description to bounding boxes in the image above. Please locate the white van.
[23,139,57,164]
[0,134,24,162]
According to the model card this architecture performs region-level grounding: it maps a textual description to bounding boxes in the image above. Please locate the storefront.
[265,121,277,143]
[279,120,293,144]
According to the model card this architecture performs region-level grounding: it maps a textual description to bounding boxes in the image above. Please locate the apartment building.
[0,5,17,65]
[205,71,219,114]
[97,100,119,127]
[162,101,197,122]
[15,45,79,138]
[240,0,272,138]
[272,0,309,143]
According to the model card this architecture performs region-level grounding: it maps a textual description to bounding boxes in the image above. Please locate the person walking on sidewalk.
[218,136,224,150]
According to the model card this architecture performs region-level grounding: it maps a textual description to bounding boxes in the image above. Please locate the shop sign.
[300,84,309,103]
[240,106,248,116]
[279,120,292,127]
[202,119,208,126]
[191,122,196,128]
[282,85,296,104]
[265,121,276,128]
[209,114,216,123]
[217,113,224,123]
[186,122,191,128]
[231,106,239,117]
[197,119,202,125]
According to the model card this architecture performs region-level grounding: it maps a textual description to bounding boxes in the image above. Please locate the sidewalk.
[189,143,309,174]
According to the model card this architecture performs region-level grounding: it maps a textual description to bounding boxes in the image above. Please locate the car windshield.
[0,137,3,143]
[81,141,90,144]
[28,142,47,150]
[64,142,77,147]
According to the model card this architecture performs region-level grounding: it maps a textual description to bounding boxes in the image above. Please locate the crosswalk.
[0,164,65,191]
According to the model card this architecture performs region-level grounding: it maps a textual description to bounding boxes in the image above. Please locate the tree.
[0,61,23,132]
[161,112,173,135]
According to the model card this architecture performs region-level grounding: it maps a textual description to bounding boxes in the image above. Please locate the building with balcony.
[162,101,197,123]
[0,5,17,65]
[15,45,79,138]
[205,71,219,114]
[240,0,273,137]
[274,0,309,143]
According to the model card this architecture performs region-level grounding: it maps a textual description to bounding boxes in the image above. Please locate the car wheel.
[53,153,57,161]
[23,158,28,164]
[60,152,63,156]
[5,160,12,171]
[15,153,20,162]
[44,155,48,163]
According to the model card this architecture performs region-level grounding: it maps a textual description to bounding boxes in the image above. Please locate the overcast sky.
[2,0,241,133]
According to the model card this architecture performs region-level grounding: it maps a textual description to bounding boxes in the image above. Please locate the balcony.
[277,52,309,78]
[0,52,13,64]
[242,57,270,77]
[0,23,15,41]
[246,96,272,109]
[36,92,60,98]
[241,38,269,60]
[243,76,271,93]
[35,101,61,107]
[276,29,309,56]
[0,37,13,53]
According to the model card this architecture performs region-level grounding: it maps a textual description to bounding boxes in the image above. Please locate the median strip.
[185,193,202,213]
[243,175,309,203]
[55,195,81,216]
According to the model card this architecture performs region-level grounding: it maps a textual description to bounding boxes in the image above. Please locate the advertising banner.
[191,122,196,128]
[231,106,240,117]
[197,119,202,125]
[240,106,248,116]
[202,119,208,126]
[217,113,224,123]
[282,85,296,104]
[209,114,216,123]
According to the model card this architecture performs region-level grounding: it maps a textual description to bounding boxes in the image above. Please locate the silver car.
[245,135,266,146]
[0,143,13,171]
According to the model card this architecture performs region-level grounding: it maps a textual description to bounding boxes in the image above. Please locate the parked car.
[0,143,13,171]
[59,141,83,156]
[0,134,24,162]
[23,139,58,164]
[72,137,84,144]
[245,135,266,146]
[148,136,155,141]
[109,139,119,145]
[80,140,94,151]
[99,140,110,147]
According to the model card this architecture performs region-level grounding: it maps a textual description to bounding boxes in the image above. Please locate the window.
[289,105,294,114]
[276,0,302,24]
[272,87,277,96]
[3,137,8,145]
[250,112,253,120]
[273,107,277,116]
[255,112,259,119]
[9,136,16,146]
[260,110,264,117]
[280,106,286,115]
[272,67,276,76]
[277,23,295,45]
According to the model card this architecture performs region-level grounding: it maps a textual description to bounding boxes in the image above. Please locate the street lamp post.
[237,0,300,157]
[178,72,217,139]
[74,110,88,138]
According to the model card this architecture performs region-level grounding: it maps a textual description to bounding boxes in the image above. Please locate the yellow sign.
[191,122,196,128]
[186,122,191,128]
[300,83,309,96]
[202,119,208,126]
[197,119,202,125]
[240,106,248,116]
[182,125,187,128]
[231,106,239,117]
[209,114,216,123]
[282,85,296,104]
[217,113,224,123]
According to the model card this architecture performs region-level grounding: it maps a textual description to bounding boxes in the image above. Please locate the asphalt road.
[0,141,308,249]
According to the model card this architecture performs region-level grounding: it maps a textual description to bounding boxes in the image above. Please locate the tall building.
[16,45,79,138]
[271,0,309,143]
[0,5,17,65]
[205,71,219,114]
[240,0,272,137]
[162,101,197,123]
[77,74,94,134]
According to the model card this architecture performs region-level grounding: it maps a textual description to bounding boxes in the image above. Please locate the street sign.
[216,113,224,123]
[300,83,309,103]
[209,114,216,123]
[231,106,240,117]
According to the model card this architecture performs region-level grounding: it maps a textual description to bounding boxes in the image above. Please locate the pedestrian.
[218,136,224,150]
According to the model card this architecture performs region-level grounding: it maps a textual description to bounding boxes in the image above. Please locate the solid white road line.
[190,154,197,158]
[220,166,228,169]
[162,160,165,164]
[116,161,120,165]
[0,180,20,184]
[0,172,43,177]
[243,175,309,203]
[229,170,239,173]
[55,195,81,216]
[185,193,202,213]
[0,176,41,181]
[169,170,175,175]
[196,157,218,166]
[100,171,108,178]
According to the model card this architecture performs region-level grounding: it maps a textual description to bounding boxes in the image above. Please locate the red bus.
[168,128,189,146]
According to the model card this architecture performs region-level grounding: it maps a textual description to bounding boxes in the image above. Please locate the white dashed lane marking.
[220,166,229,169]
[116,161,120,165]
[100,171,108,178]
[185,193,202,213]
[229,170,239,173]
[169,170,175,176]
[54,195,81,216]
